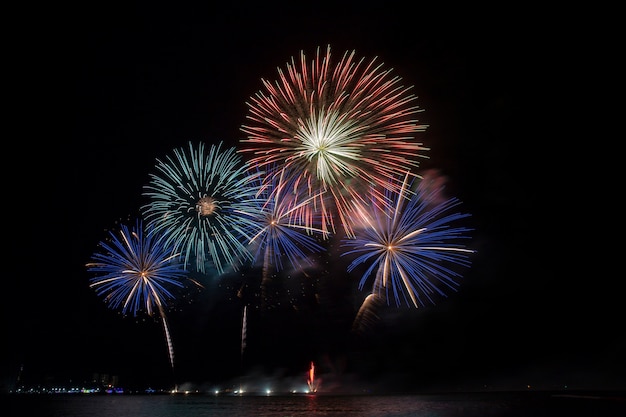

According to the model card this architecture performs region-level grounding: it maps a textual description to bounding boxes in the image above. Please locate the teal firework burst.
[141,141,262,275]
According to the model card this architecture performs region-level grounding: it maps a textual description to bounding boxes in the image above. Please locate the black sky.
[5,2,623,394]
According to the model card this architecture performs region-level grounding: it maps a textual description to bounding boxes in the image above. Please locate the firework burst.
[341,173,475,311]
[86,218,195,371]
[240,45,429,237]
[247,166,328,272]
[244,166,328,310]
[142,141,262,275]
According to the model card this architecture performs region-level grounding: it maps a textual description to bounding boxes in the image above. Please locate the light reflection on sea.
[5,391,626,417]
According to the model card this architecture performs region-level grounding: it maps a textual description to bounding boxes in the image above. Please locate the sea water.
[4,391,625,417]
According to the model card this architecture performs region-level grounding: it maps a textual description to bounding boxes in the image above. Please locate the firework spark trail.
[159,304,175,370]
[240,45,429,238]
[86,219,194,372]
[142,141,263,274]
[351,264,387,334]
[342,173,475,311]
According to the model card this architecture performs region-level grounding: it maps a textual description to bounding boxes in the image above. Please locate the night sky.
[5,2,623,394]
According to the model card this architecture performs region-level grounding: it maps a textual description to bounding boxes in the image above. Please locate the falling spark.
[241,305,248,356]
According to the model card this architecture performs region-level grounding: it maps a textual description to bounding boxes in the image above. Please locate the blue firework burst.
[86,218,189,317]
[246,165,328,272]
[341,173,475,308]
[86,218,192,370]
